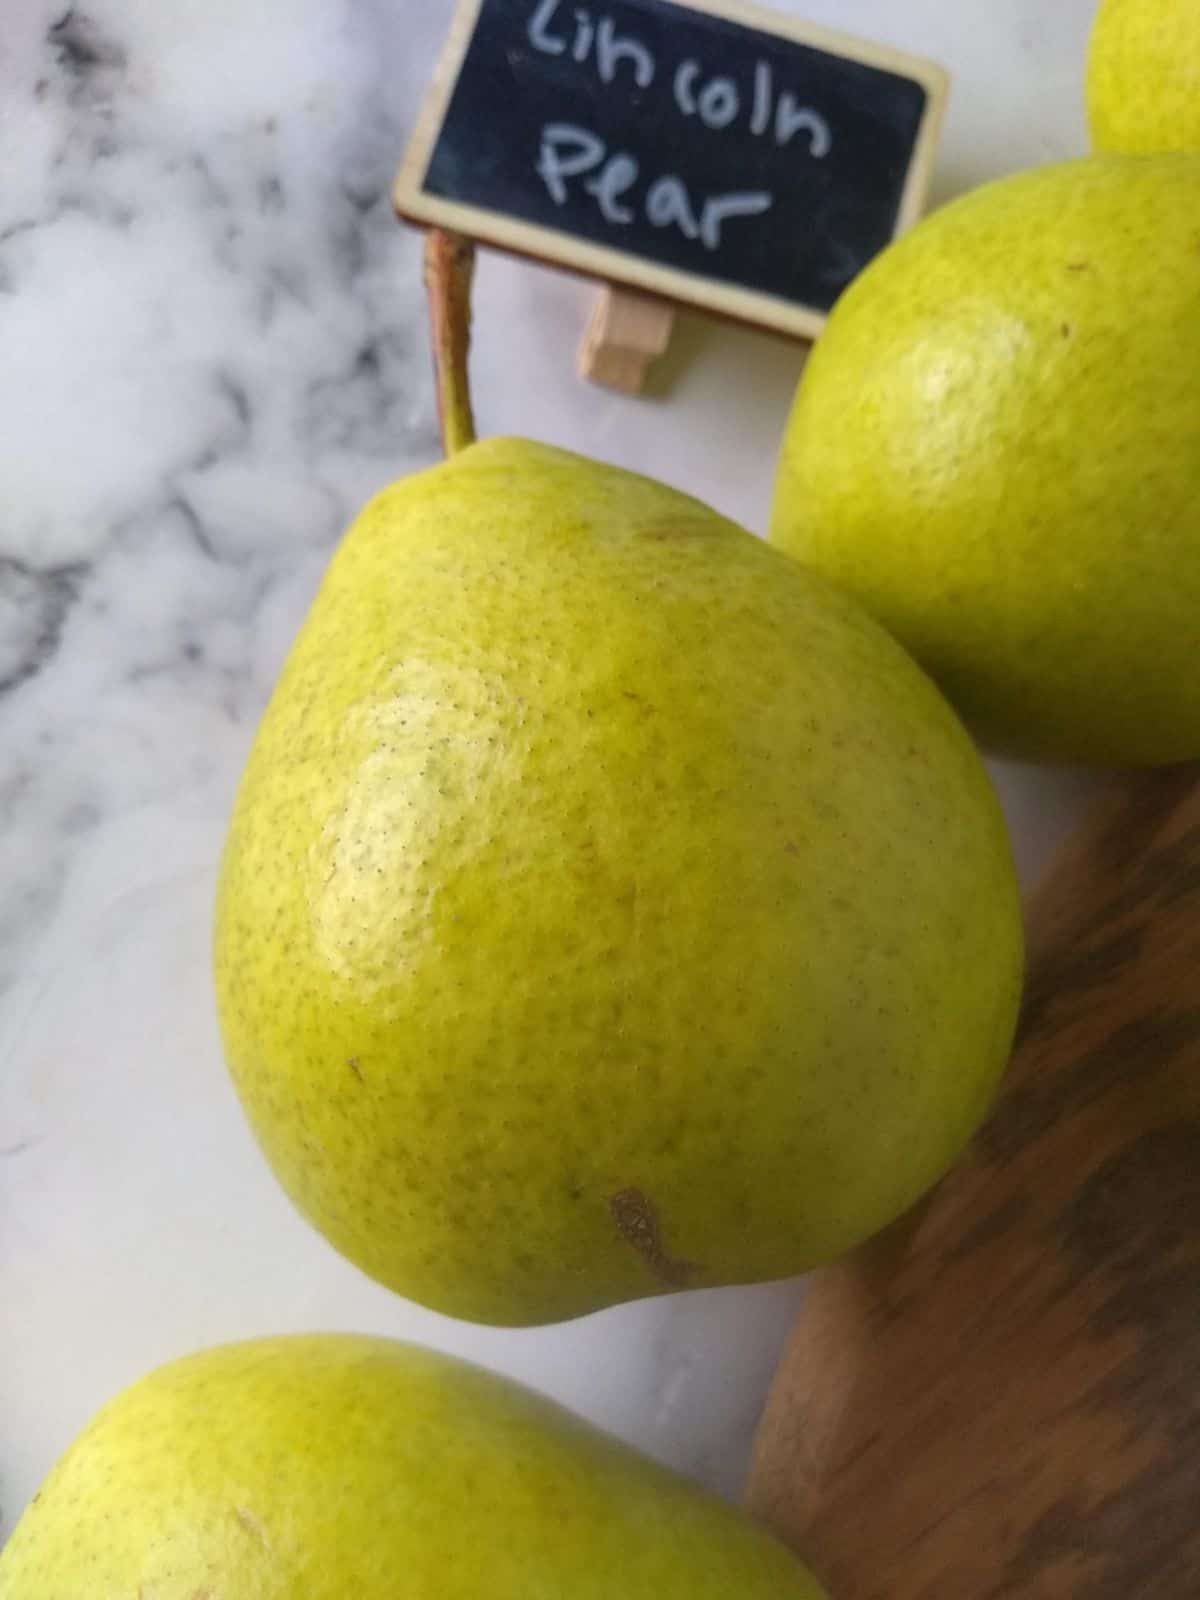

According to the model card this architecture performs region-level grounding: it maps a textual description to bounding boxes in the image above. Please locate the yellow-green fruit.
[215,438,1022,1325]
[0,1334,827,1598]
[772,155,1200,766]
[1088,0,1200,152]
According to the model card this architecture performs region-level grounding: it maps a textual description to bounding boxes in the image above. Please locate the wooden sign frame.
[394,0,949,342]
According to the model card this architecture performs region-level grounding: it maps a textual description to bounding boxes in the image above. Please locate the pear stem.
[423,228,477,457]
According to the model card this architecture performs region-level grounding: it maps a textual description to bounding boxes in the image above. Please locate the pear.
[1088,0,1200,152]
[0,1334,827,1598]
[213,232,1022,1325]
[771,155,1200,766]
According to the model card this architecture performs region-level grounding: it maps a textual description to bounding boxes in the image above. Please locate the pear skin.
[772,155,1200,766]
[215,436,1021,1324]
[1088,0,1200,153]
[0,1335,828,1598]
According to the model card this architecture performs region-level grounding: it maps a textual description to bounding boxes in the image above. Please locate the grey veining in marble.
[0,0,444,994]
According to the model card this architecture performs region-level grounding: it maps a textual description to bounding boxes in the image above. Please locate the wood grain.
[747,766,1200,1600]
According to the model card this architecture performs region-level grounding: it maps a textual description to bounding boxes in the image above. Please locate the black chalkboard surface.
[395,0,947,339]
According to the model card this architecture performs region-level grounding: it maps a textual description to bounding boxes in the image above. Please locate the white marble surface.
[1,0,1105,1543]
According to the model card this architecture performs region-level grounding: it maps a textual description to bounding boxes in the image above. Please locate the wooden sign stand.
[578,288,676,394]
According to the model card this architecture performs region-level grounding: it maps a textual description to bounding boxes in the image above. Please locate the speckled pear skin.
[1088,0,1200,152]
[214,437,1022,1326]
[0,1334,829,1598]
[771,155,1200,766]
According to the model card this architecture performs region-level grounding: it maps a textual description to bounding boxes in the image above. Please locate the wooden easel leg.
[579,287,676,395]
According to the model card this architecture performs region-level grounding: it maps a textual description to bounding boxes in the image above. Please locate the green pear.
[0,1335,827,1598]
[771,154,1200,766]
[213,235,1022,1326]
[1088,0,1200,152]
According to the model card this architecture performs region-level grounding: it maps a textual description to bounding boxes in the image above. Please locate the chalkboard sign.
[394,0,948,339]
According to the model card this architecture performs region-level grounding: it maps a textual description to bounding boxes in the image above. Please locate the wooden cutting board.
[747,765,1200,1599]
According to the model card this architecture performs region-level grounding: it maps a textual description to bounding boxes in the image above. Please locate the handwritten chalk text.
[537,123,772,248]
[527,1,833,150]
[528,0,655,87]
[526,1,831,253]
[674,59,832,153]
